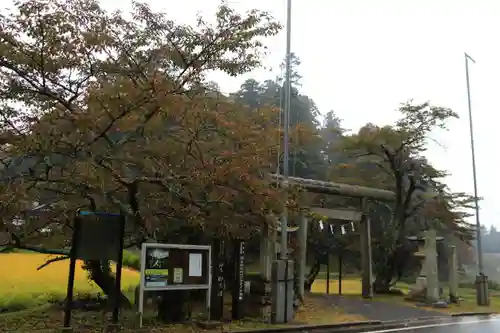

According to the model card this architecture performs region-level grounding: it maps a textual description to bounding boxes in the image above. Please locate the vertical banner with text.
[232,240,245,320]
[210,239,225,320]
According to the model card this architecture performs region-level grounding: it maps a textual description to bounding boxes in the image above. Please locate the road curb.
[228,320,382,333]
[329,318,452,333]
[451,312,497,317]
[227,315,470,333]
[379,315,447,324]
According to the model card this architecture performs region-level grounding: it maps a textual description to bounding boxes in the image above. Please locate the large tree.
[231,53,326,180]
[331,101,474,292]
[0,0,285,309]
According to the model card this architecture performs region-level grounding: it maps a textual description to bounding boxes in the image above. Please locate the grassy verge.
[0,295,366,333]
[311,277,500,315]
[390,281,500,314]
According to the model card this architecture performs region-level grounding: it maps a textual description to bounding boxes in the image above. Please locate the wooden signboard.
[138,243,212,328]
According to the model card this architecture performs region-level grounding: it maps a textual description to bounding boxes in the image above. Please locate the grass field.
[0,253,140,311]
[3,252,497,315]
[2,252,499,332]
[0,253,365,332]
[311,278,362,295]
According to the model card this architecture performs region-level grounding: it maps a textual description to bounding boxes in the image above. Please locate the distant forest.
[482,226,500,253]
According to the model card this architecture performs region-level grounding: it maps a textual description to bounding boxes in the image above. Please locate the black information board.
[74,211,123,261]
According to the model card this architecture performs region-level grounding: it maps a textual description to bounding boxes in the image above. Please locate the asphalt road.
[366,316,500,333]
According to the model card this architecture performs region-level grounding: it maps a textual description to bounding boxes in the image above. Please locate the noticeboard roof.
[77,210,121,217]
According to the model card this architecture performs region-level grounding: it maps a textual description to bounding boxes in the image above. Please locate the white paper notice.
[173,268,183,283]
[188,253,202,277]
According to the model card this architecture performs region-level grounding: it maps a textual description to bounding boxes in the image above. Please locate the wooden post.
[63,214,82,328]
[338,252,343,296]
[111,214,126,324]
[297,213,308,299]
[360,198,373,299]
[326,255,330,294]
[448,245,459,303]
[211,239,225,320]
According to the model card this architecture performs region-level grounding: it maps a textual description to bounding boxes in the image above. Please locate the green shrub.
[122,250,140,270]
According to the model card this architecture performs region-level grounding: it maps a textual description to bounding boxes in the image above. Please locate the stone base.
[409,277,426,290]
[407,287,444,305]
[407,289,426,299]
[475,274,490,306]
[408,277,427,300]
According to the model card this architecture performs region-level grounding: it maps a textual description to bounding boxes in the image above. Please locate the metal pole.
[465,52,489,306]
[280,0,292,260]
[464,52,483,275]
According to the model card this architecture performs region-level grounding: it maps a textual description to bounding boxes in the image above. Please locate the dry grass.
[0,253,139,310]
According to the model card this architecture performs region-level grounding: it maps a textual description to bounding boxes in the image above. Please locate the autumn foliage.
[0,0,293,247]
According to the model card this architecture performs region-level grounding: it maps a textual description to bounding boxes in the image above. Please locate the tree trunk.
[372,245,396,294]
[373,274,393,294]
[84,260,132,308]
[304,258,321,292]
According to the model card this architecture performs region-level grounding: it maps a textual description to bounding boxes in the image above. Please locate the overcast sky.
[100,0,498,228]
[10,0,497,228]
[123,0,500,227]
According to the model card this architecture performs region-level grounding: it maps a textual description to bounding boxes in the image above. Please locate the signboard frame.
[138,243,212,327]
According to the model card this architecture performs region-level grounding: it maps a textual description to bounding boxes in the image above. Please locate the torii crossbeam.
[269,173,395,201]
[268,173,396,299]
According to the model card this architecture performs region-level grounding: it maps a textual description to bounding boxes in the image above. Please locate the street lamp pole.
[464,52,483,274]
[280,0,292,260]
[464,52,488,305]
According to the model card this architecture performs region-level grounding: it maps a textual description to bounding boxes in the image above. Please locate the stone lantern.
[406,230,444,303]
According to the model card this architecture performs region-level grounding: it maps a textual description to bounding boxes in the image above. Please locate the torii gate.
[262,174,396,299]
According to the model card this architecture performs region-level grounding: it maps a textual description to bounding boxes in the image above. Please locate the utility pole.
[280,0,292,260]
[270,0,294,324]
[464,52,488,306]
